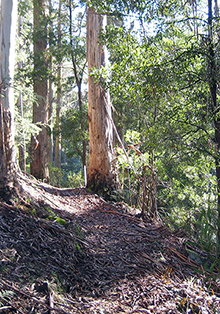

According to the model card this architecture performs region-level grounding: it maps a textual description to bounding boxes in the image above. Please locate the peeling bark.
[87,7,117,194]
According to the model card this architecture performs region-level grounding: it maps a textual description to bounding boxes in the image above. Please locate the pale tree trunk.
[87,7,117,193]
[17,16,26,171]
[0,0,17,196]
[55,64,61,168]
[30,0,49,180]
[48,73,53,165]
[55,0,62,168]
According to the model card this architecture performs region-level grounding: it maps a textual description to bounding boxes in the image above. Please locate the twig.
[39,220,91,247]
[49,290,54,314]
[141,252,162,267]
[0,306,13,312]
[166,246,201,268]
[0,279,38,300]
[0,279,50,309]
[98,206,141,222]
[0,279,71,313]
[44,281,54,314]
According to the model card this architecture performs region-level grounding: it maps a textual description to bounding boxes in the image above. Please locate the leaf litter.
[0,172,219,313]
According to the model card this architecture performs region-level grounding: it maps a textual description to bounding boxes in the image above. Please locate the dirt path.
[0,173,219,313]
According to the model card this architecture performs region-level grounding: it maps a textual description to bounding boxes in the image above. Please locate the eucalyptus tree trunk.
[48,73,53,165]
[0,0,17,194]
[207,0,220,253]
[30,0,49,180]
[17,16,26,171]
[55,0,62,168]
[87,6,117,194]
[55,64,61,168]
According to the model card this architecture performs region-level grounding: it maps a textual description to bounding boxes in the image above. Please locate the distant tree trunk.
[48,0,54,166]
[17,17,26,171]
[48,75,53,165]
[87,6,117,194]
[69,0,87,168]
[55,64,61,168]
[17,92,26,171]
[31,0,49,180]
[55,0,62,168]
[0,0,17,198]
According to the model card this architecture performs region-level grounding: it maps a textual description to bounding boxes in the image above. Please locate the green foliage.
[51,272,64,293]
[49,165,84,188]
[65,171,84,187]
[55,216,67,225]
[194,207,218,253]
[29,208,37,216]
[49,166,65,187]
[76,242,81,251]
[14,90,43,145]
[61,105,88,147]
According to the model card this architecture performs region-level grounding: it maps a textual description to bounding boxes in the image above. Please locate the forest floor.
[0,172,219,313]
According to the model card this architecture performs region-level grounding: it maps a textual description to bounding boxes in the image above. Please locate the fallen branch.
[166,246,202,269]
[0,306,13,312]
[99,206,142,222]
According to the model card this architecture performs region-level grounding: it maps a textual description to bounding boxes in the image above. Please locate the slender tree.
[17,15,26,172]
[48,0,54,166]
[30,0,49,180]
[55,0,62,168]
[87,5,117,193]
[0,0,18,199]
[68,0,87,168]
